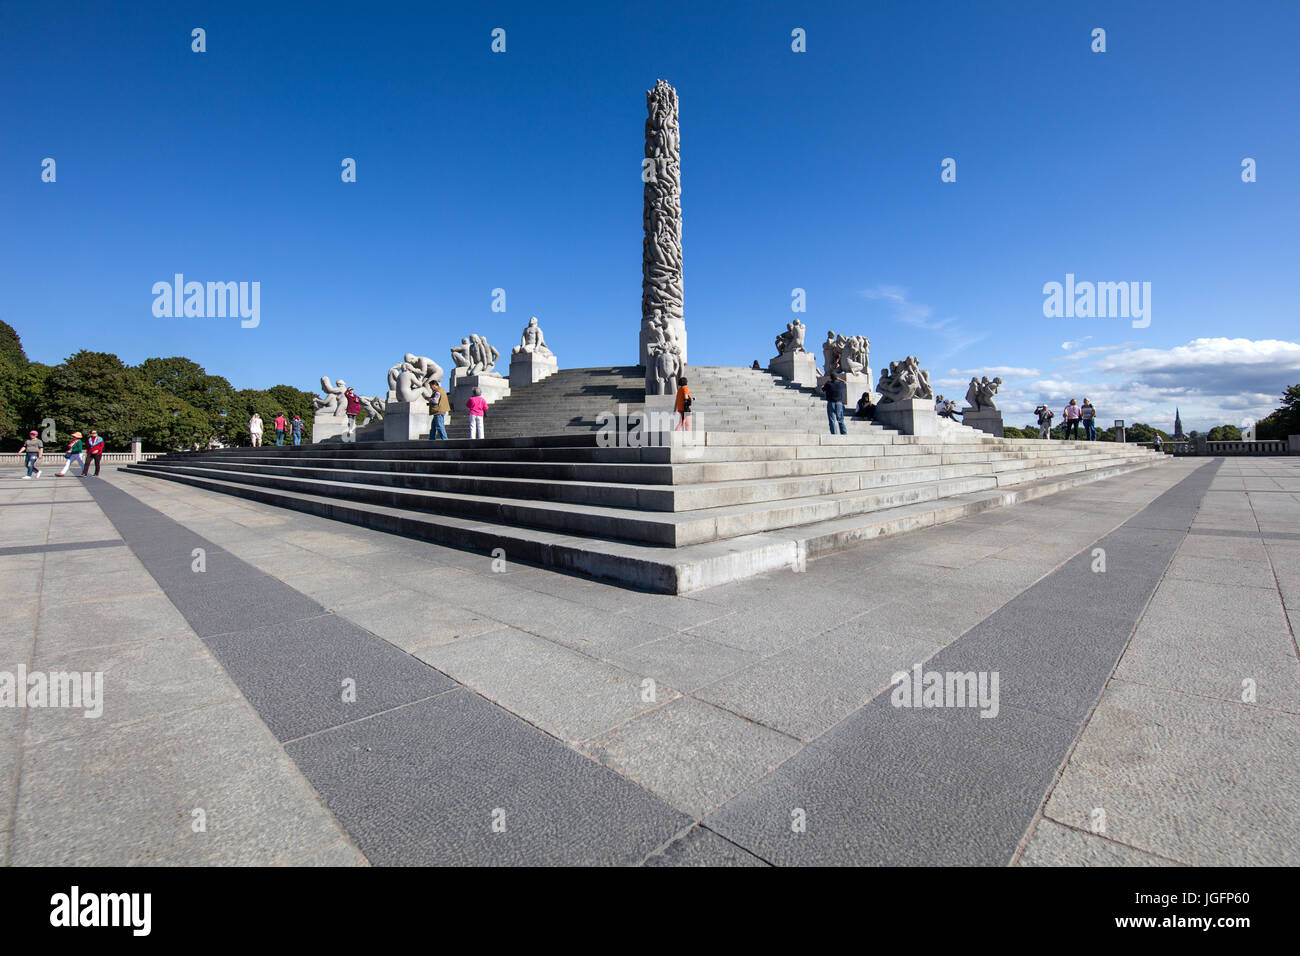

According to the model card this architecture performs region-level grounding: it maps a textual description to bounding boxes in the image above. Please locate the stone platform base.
[961,407,1005,438]
[451,372,511,414]
[312,417,351,443]
[384,402,432,442]
[769,351,818,388]
[874,397,939,436]
[509,351,558,388]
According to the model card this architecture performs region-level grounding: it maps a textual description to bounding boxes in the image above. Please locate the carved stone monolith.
[639,80,686,372]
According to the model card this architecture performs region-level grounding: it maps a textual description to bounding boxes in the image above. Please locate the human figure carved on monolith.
[646,312,683,395]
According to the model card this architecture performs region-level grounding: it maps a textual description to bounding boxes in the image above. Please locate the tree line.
[0,320,316,451]
[3,317,1296,451]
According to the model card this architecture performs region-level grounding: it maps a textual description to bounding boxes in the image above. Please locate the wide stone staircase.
[474,365,885,438]
[123,420,1166,592]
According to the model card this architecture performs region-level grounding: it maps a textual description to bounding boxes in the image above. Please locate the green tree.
[1127,422,1172,444]
[1256,384,1300,440]
[0,319,31,440]
[1206,425,1242,442]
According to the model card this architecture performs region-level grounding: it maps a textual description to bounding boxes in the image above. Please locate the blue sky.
[2,0,1297,430]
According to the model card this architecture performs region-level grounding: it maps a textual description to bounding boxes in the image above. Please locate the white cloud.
[1007,337,1300,431]
[1060,336,1092,351]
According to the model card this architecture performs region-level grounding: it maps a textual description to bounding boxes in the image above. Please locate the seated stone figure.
[313,376,348,417]
[775,318,808,356]
[512,316,554,357]
[451,338,474,370]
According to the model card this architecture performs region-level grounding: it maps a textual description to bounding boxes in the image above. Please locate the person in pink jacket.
[1063,399,1082,440]
[465,388,488,440]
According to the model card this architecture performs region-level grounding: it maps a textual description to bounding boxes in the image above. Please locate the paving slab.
[579,697,802,817]
[414,626,679,744]
[1043,679,1300,866]
[643,825,770,867]
[9,700,353,866]
[705,695,1080,865]
[23,634,240,746]
[204,614,457,742]
[1017,819,1179,867]
[284,690,690,865]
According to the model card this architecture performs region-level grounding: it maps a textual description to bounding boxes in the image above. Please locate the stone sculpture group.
[387,353,443,404]
[822,331,870,377]
[311,375,385,442]
[876,356,934,405]
[964,375,1002,412]
[451,335,501,377]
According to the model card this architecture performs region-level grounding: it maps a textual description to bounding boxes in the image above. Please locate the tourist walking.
[1063,399,1081,439]
[249,412,264,447]
[822,372,848,435]
[274,413,287,446]
[1034,405,1054,438]
[290,414,304,446]
[429,379,450,441]
[18,430,43,478]
[81,430,104,476]
[465,387,488,440]
[1080,398,1097,440]
[56,432,84,476]
[674,376,693,431]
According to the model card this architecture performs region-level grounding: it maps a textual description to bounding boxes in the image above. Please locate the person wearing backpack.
[1035,404,1054,439]
[290,414,305,446]
[56,432,84,476]
[674,376,694,431]
[1080,398,1097,440]
[81,430,105,476]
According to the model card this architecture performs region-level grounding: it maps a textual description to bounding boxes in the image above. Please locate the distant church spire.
[1174,408,1184,438]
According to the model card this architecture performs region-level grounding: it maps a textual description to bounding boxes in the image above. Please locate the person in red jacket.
[81,430,105,477]
[273,413,287,446]
[344,388,362,440]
